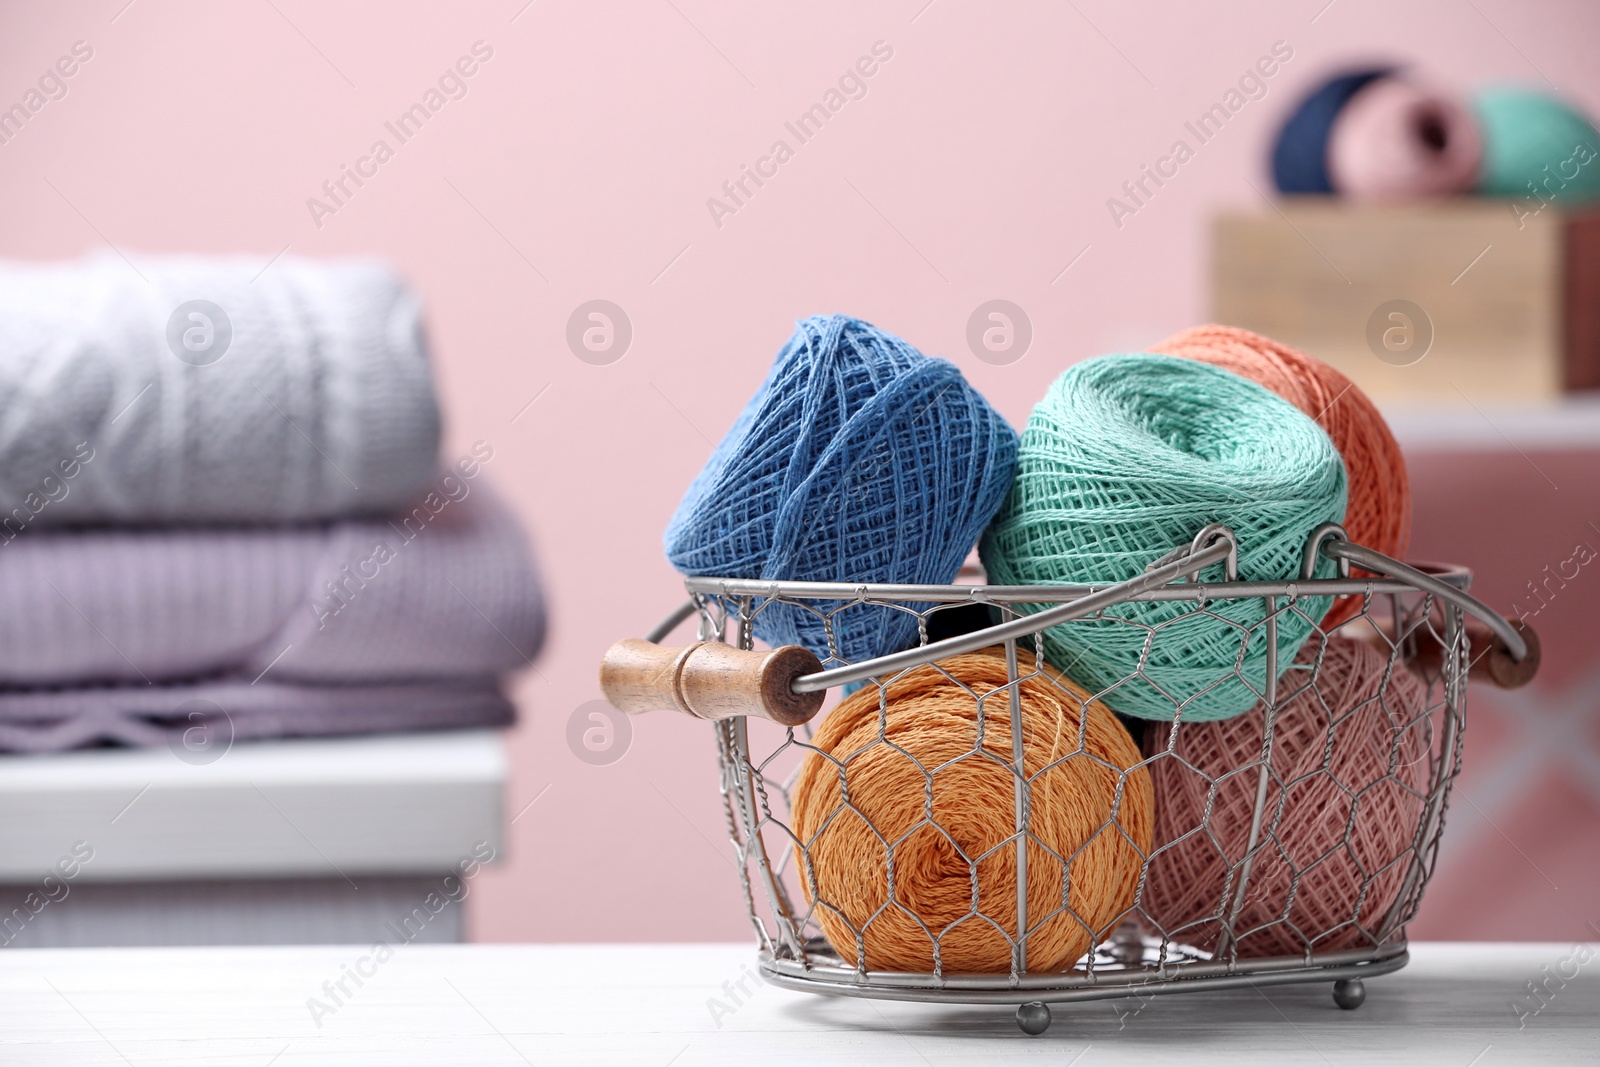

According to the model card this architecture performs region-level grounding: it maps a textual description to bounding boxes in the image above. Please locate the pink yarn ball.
[1327,77,1482,200]
[1139,637,1432,958]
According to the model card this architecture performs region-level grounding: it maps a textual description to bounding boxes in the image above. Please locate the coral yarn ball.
[1151,325,1410,628]
[1140,637,1431,958]
[1327,77,1483,200]
[791,651,1153,973]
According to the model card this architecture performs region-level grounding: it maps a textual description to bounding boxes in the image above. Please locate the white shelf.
[0,731,505,882]
[1385,396,1600,451]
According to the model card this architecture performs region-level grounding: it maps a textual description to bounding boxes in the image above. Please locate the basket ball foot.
[1016,1000,1051,1034]
[1333,979,1366,1010]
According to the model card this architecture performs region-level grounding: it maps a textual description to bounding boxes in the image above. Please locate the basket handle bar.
[637,529,1536,703]
[1144,522,1240,583]
[1301,522,1352,581]
[646,598,700,644]
[790,532,1533,695]
[1322,540,1528,663]
[788,531,1238,694]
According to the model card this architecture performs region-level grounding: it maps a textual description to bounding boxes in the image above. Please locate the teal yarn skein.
[979,354,1348,722]
[1473,87,1600,202]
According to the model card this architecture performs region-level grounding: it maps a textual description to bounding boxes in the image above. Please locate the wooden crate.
[1212,200,1600,401]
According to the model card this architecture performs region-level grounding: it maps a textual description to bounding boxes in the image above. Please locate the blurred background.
[0,0,1596,948]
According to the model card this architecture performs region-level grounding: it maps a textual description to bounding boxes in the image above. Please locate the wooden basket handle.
[1413,615,1541,689]
[599,639,826,727]
[1370,613,1541,690]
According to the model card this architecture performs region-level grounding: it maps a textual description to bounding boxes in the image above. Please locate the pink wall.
[2,0,1596,943]
[1402,451,1600,942]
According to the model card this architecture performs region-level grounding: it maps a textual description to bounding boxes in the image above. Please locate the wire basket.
[600,525,1537,1034]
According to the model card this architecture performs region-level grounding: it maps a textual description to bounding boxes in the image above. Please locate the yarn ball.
[1140,637,1430,958]
[1326,76,1483,200]
[979,354,1348,722]
[1150,324,1410,628]
[664,315,1017,665]
[1473,87,1600,202]
[791,650,1153,973]
[1272,68,1394,194]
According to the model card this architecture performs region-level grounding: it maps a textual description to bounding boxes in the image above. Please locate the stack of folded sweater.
[0,253,545,753]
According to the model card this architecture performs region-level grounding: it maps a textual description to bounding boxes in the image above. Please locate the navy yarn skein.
[1273,68,1393,194]
[665,315,1017,666]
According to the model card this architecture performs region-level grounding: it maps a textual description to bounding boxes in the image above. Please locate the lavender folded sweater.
[0,473,544,688]
[0,679,515,754]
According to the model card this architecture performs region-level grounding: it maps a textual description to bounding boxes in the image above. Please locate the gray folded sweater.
[0,252,440,526]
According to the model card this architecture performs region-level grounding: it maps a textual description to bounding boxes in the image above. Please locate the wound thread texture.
[1141,637,1431,957]
[1324,76,1483,201]
[979,353,1348,721]
[1474,86,1600,201]
[791,650,1153,973]
[1272,68,1394,194]
[665,315,1017,665]
[1151,324,1409,628]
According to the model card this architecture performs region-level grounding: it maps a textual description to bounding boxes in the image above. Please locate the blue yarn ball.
[1272,68,1394,194]
[980,354,1348,722]
[1473,87,1600,202]
[665,315,1018,666]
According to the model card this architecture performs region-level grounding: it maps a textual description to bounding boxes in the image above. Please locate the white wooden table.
[0,942,1593,1064]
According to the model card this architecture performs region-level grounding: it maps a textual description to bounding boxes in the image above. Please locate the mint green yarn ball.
[1473,87,1600,201]
[979,354,1348,722]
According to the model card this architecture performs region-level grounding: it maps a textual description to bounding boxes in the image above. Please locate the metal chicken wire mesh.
[607,527,1535,1033]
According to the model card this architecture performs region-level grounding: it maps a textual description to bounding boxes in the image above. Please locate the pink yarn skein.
[1327,77,1482,200]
